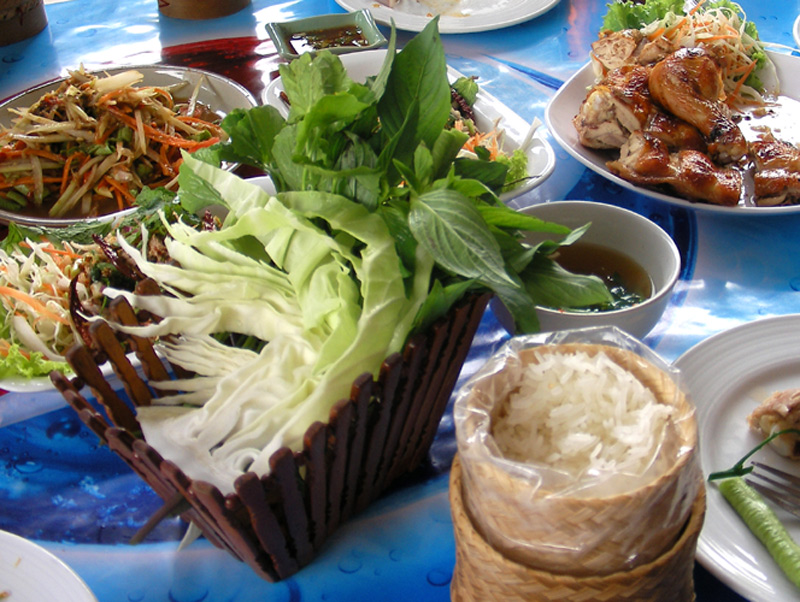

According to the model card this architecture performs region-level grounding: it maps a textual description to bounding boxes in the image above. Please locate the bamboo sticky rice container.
[449,455,705,601]
[451,327,704,597]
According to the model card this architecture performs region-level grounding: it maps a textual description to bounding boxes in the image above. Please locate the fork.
[745,462,800,519]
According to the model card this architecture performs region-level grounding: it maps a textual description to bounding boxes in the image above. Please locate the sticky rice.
[492,349,674,478]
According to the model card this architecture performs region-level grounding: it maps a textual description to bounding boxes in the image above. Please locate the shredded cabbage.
[105,153,434,492]
[0,236,100,372]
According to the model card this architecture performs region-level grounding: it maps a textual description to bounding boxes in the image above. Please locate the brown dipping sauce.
[287,25,369,54]
[553,241,652,311]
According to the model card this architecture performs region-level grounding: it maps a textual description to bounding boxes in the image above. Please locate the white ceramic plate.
[0,64,257,227]
[0,529,97,601]
[262,49,555,202]
[794,14,800,48]
[674,314,800,602]
[546,51,800,214]
[334,0,560,34]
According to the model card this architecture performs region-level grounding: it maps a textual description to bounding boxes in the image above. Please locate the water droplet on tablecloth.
[426,568,451,587]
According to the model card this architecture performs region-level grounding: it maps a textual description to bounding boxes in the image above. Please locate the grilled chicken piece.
[747,388,800,459]
[750,133,800,206]
[574,65,652,149]
[645,111,706,152]
[607,131,742,205]
[649,47,747,164]
[574,65,705,151]
[591,29,673,74]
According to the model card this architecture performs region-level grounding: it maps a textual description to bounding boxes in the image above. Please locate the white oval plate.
[546,51,800,214]
[262,49,555,202]
[334,0,560,34]
[794,14,800,48]
[0,529,97,601]
[674,314,800,601]
[0,64,258,227]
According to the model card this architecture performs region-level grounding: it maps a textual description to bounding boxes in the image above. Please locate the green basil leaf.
[409,188,516,289]
[217,105,285,170]
[377,18,450,156]
[478,204,572,234]
[431,128,469,179]
[522,254,614,309]
[280,51,354,120]
[453,155,508,191]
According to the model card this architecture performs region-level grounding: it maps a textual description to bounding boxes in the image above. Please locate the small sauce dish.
[266,10,387,61]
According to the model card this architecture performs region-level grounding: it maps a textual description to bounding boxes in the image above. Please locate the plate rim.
[333,0,561,34]
[0,63,258,123]
[0,528,97,601]
[674,313,800,601]
[261,48,555,201]
[545,50,800,215]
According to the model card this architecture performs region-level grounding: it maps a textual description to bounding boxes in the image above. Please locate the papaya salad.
[0,67,227,221]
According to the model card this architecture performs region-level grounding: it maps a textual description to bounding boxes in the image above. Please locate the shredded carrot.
[102,175,137,207]
[22,148,65,163]
[0,340,27,359]
[18,241,81,259]
[729,60,757,104]
[96,87,132,106]
[698,34,738,41]
[0,285,70,325]
[151,87,175,109]
[107,106,221,150]
[60,152,81,194]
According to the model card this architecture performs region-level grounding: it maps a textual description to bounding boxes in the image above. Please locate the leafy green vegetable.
[496,148,530,190]
[602,0,684,32]
[451,76,479,106]
[99,20,614,488]
[0,344,70,379]
[208,19,612,332]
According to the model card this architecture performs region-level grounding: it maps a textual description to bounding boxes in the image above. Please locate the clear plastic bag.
[453,326,702,576]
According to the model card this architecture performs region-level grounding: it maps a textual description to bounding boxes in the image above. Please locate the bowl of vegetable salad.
[0,64,257,227]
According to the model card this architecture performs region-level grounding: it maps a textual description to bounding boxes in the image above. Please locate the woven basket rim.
[461,342,698,503]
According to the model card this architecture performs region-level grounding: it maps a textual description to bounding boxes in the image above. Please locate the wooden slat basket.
[50,283,490,582]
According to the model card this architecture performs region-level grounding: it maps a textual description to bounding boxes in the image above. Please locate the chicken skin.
[649,47,748,164]
[750,133,800,206]
[574,65,705,151]
[607,131,742,205]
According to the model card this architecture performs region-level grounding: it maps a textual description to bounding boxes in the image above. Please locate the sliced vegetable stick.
[718,477,800,589]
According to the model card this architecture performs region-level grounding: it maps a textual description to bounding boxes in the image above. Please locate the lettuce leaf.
[0,344,69,380]
[602,0,684,31]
